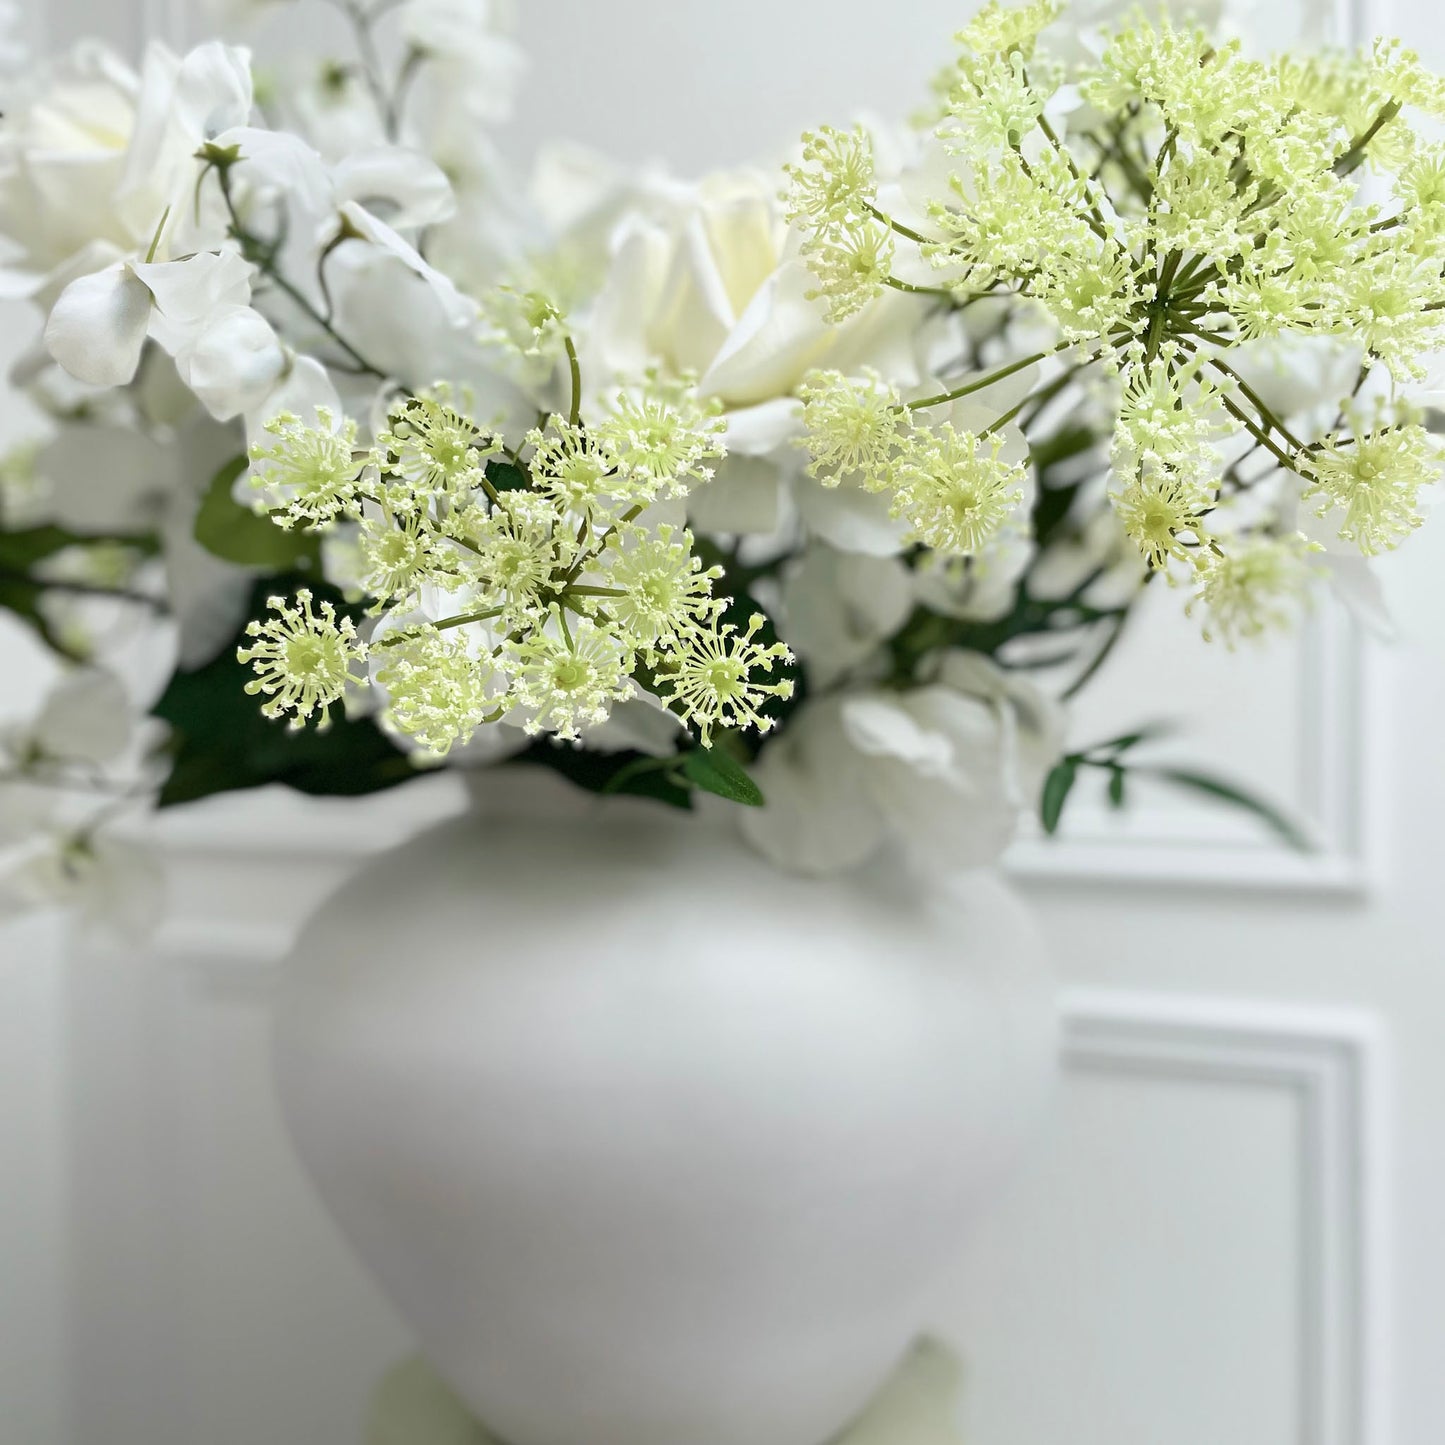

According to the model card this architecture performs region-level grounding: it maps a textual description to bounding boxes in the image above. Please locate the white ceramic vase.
[273,770,1058,1445]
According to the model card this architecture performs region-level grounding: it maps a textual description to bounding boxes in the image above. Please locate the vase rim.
[461,763,690,827]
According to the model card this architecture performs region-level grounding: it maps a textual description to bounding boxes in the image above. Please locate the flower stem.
[901,342,1070,412]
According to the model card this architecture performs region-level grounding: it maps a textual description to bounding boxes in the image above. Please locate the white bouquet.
[1,0,1440,924]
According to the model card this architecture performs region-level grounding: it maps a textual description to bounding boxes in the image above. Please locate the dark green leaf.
[1083,721,1175,758]
[151,575,416,807]
[0,523,160,660]
[0,573,83,659]
[680,746,765,807]
[507,744,693,809]
[1040,759,1078,835]
[1149,767,1313,852]
[485,458,531,493]
[194,456,321,570]
[1030,424,1101,477]
[1107,765,1126,808]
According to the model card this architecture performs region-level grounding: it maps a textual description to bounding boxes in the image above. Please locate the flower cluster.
[789,4,1445,640]
[782,126,895,321]
[238,371,792,754]
[798,369,1030,559]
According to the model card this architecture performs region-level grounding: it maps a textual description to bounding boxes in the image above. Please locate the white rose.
[583,162,929,549]
[0,42,142,297]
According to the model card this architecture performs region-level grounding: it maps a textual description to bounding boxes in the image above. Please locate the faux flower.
[742,651,1064,874]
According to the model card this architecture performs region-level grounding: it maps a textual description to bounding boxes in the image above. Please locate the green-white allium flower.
[654,614,795,746]
[892,424,1028,555]
[797,368,902,486]
[1111,465,1213,572]
[1189,535,1322,645]
[376,387,497,497]
[506,617,635,741]
[788,4,1445,638]
[373,626,499,756]
[1304,421,1442,554]
[598,526,723,653]
[237,589,364,730]
[595,378,726,492]
[249,408,361,527]
[235,356,793,753]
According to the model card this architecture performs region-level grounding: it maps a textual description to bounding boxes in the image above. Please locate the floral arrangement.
[0,0,1440,924]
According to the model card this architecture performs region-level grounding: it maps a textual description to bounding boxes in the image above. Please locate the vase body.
[273,772,1057,1445]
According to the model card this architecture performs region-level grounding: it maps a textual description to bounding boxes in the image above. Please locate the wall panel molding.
[1060,990,1391,1445]
[1008,607,1383,894]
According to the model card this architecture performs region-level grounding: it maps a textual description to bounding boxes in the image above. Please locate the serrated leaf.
[1040,759,1077,835]
[680,747,765,807]
[194,456,320,570]
[1150,767,1312,852]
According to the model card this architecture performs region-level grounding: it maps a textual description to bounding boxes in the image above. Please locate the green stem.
[1061,609,1129,701]
[1033,104,1112,242]
[883,276,955,299]
[431,606,505,633]
[1333,99,1402,179]
[864,201,931,247]
[1216,391,1302,474]
[215,168,387,379]
[901,343,1069,412]
[1205,354,1310,455]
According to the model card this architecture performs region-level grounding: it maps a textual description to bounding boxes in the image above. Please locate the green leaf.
[1107,765,1126,809]
[0,573,81,659]
[485,458,530,493]
[680,747,766,807]
[1082,721,1175,758]
[0,523,159,659]
[1149,768,1313,852]
[507,743,693,810]
[1040,759,1078,835]
[151,575,416,807]
[194,456,321,570]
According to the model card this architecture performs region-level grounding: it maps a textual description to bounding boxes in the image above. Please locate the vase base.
[365,1337,966,1445]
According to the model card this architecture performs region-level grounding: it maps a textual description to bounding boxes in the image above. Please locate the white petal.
[37,667,132,764]
[216,125,333,219]
[783,547,912,686]
[332,147,456,229]
[160,493,253,670]
[648,209,737,374]
[37,422,174,533]
[132,250,254,351]
[700,259,830,406]
[242,354,341,451]
[579,694,684,757]
[175,305,286,419]
[588,218,673,380]
[842,693,957,774]
[44,265,151,387]
[685,453,784,536]
[171,41,254,139]
[739,700,883,874]
[338,200,477,326]
[794,474,909,556]
[722,397,803,457]
[0,781,57,849]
